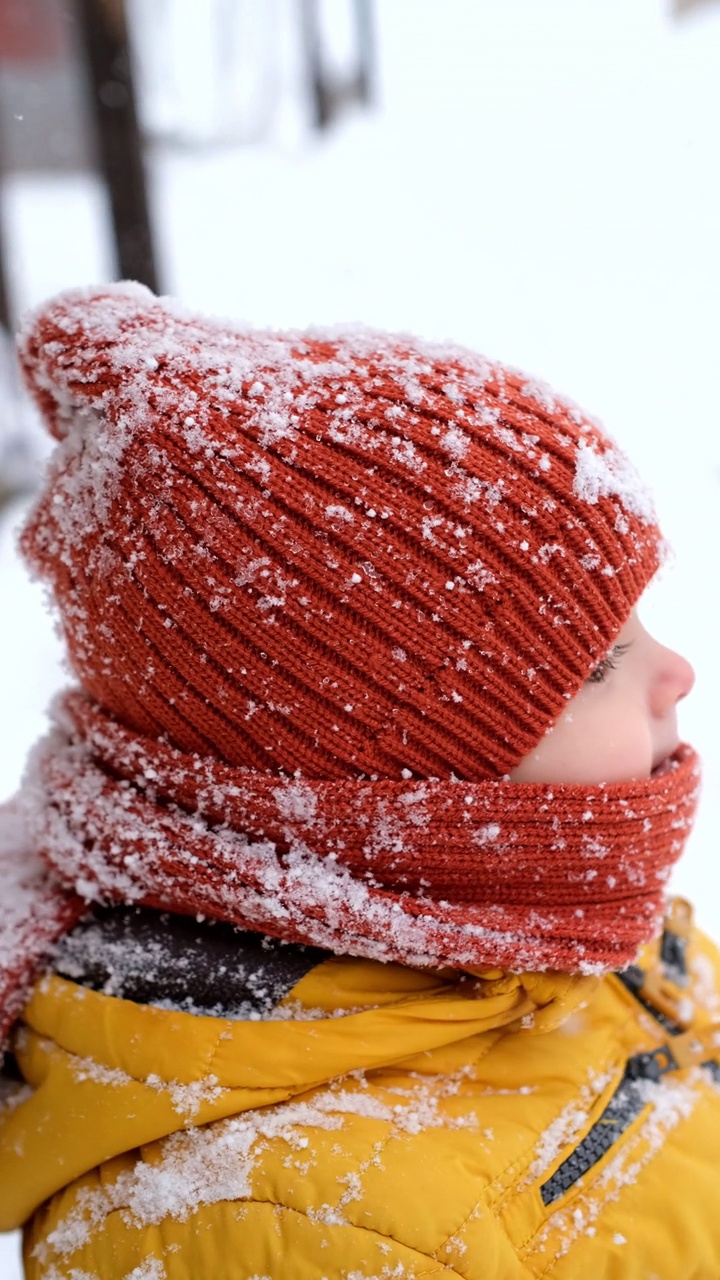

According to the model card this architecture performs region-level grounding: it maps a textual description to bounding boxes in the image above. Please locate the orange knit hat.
[19,283,661,781]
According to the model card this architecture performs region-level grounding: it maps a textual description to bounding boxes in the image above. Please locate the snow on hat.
[18,283,661,782]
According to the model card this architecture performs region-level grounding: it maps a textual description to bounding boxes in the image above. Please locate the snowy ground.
[2,1,720,1273]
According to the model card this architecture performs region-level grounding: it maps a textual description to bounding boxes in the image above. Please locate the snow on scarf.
[0,689,700,1050]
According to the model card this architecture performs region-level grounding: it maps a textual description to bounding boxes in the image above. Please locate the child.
[0,282,718,1280]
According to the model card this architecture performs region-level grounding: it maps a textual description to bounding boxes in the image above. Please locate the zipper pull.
[619,962,691,1030]
[660,896,693,984]
[627,1023,720,1082]
[618,898,695,1027]
[626,1042,680,1082]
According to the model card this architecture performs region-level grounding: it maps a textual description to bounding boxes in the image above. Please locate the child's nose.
[653,643,695,714]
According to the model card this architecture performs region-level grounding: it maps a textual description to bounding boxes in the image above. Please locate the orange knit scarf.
[0,687,698,1050]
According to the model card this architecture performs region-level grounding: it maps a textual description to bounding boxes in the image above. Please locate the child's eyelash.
[586,642,632,685]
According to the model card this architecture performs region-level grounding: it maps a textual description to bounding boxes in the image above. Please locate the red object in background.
[0,0,68,63]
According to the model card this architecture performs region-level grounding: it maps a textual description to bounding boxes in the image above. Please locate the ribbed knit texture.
[14,691,699,984]
[18,283,661,781]
[0,283,686,1052]
[0,799,85,1047]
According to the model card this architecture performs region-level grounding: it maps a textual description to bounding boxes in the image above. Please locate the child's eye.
[587,656,615,685]
[586,642,632,685]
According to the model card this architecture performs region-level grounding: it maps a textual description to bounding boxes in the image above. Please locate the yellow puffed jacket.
[3,900,720,1280]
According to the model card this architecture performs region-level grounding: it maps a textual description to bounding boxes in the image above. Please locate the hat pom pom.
[17,282,158,441]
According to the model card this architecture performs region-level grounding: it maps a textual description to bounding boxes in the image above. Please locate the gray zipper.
[539,925,717,1206]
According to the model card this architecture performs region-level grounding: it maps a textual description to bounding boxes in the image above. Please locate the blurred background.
[1,0,720,1268]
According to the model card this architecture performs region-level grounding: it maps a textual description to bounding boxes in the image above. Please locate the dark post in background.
[72,0,159,291]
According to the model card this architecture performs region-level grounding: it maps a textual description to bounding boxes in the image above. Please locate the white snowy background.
[2,0,720,1273]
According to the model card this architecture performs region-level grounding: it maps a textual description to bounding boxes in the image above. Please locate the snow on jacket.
[2,899,720,1280]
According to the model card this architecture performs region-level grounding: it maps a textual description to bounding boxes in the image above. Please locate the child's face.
[509,608,695,786]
